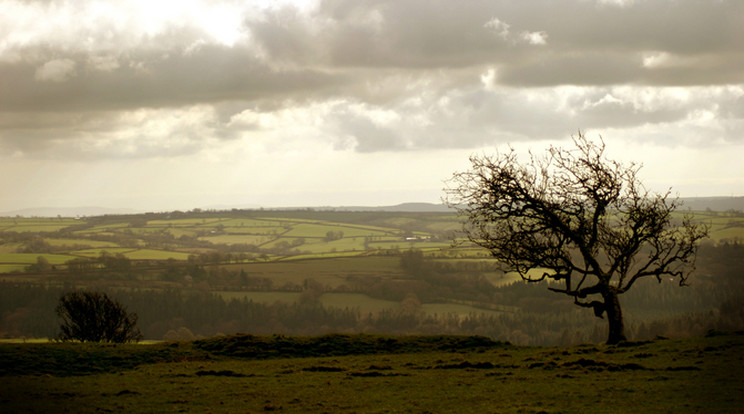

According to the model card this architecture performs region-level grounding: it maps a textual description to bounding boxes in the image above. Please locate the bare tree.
[445,133,708,344]
[56,291,142,343]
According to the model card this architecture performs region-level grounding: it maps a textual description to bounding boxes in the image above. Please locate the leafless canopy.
[445,133,708,343]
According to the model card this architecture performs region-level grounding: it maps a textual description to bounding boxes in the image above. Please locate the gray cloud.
[250,0,744,85]
[0,0,742,160]
[0,45,346,112]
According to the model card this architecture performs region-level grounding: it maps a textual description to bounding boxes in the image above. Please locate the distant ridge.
[2,198,739,218]
[679,197,744,212]
[0,203,451,217]
[323,203,452,212]
[0,206,140,218]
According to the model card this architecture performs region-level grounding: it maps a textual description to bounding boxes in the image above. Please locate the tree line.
[2,276,740,346]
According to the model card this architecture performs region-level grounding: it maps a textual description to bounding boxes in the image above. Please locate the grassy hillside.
[2,209,739,272]
[1,209,742,345]
[0,332,742,413]
[0,210,461,273]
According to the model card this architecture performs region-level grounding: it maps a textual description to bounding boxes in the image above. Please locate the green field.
[282,222,395,238]
[1,210,741,275]
[2,209,739,327]
[0,264,25,273]
[1,224,75,232]
[79,222,130,232]
[483,271,524,287]
[319,293,399,313]
[125,249,192,261]
[0,218,79,233]
[66,248,190,261]
[72,248,137,258]
[0,210,462,274]
[708,226,744,243]
[1,209,742,342]
[45,238,120,248]
[0,333,741,413]
[292,237,367,253]
[205,218,288,228]
[199,234,272,245]
[220,256,403,289]
[0,252,77,265]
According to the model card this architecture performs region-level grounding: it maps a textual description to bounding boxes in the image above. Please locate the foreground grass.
[0,333,742,413]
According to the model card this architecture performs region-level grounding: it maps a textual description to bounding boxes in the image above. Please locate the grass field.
[0,211,455,273]
[1,211,741,275]
[199,234,273,245]
[127,249,193,261]
[69,248,193,261]
[281,223,378,238]
[0,252,77,265]
[231,256,401,277]
[44,238,120,248]
[0,333,741,413]
[319,293,399,313]
[78,222,130,232]
[294,237,367,253]
[71,248,136,258]
[1,224,75,232]
[0,264,25,273]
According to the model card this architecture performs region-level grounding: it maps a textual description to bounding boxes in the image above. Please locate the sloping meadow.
[1,332,742,412]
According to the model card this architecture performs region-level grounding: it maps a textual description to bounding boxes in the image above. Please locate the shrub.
[56,291,142,343]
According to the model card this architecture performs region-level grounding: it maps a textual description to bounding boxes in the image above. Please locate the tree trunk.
[603,289,626,345]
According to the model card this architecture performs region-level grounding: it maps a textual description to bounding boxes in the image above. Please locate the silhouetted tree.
[446,133,708,344]
[56,291,142,343]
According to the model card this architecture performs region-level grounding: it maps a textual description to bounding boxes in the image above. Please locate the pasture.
[1,209,742,342]
[0,209,461,273]
[0,333,741,413]
[222,256,403,289]
[1,210,741,274]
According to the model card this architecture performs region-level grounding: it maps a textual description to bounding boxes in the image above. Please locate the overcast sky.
[1,0,742,213]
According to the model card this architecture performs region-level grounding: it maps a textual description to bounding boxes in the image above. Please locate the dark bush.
[56,291,142,343]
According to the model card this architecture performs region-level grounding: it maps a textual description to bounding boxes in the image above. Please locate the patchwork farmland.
[0,209,742,345]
